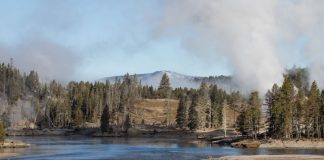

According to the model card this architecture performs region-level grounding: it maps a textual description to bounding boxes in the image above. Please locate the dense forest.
[0,62,324,139]
[0,62,228,130]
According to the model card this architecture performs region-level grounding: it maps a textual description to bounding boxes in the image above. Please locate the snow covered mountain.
[101,71,237,91]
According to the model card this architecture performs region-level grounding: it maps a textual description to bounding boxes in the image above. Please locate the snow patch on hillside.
[101,70,237,91]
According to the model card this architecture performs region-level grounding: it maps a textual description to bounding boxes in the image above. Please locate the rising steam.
[156,0,324,93]
[1,0,324,93]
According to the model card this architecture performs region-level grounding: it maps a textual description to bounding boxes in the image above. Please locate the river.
[2,136,324,160]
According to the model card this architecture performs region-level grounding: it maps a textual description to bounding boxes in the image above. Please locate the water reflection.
[2,136,324,160]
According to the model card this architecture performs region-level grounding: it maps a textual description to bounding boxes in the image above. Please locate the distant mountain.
[101,70,237,91]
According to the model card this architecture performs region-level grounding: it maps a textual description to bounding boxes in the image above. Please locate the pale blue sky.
[0,0,310,82]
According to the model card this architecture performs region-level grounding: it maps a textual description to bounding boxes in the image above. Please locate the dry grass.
[130,99,179,125]
[130,99,241,127]
[0,153,20,158]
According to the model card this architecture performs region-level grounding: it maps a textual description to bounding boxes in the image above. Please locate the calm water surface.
[1,136,324,160]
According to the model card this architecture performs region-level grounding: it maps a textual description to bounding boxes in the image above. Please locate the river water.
[2,136,324,160]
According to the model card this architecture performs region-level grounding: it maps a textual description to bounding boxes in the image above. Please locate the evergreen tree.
[25,70,40,94]
[320,90,324,138]
[247,91,261,139]
[236,105,249,136]
[197,81,211,128]
[237,92,261,139]
[100,104,110,133]
[280,76,295,139]
[188,93,199,130]
[210,85,225,128]
[124,114,131,132]
[0,112,10,128]
[0,122,5,142]
[74,107,83,126]
[307,81,320,138]
[176,94,188,128]
[294,89,306,139]
[158,73,172,98]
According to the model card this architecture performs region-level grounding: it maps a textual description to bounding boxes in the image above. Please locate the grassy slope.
[131,99,179,125]
[131,99,239,128]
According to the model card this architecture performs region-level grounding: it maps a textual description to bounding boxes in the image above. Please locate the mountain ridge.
[100,70,237,91]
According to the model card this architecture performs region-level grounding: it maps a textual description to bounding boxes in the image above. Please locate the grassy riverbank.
[260,139,324,148]
[0,153,20,158]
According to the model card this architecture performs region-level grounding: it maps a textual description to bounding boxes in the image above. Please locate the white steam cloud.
[281,0,324,89]
[1,0,324,92]
[157,0,324,93]
[0,37,81,83]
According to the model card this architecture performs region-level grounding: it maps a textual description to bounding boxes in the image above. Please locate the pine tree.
[124,114,131,132]
[158,73,172,98]
[74,107,83,126]
[294,89,306,139]
[247,91,261,139]
[100,104,110,133]
[237,92,261,139]
[0,122,5,142]
[320,90,324,138]
[197,81,210,128]
[176,94,188,128]
[210,85,225,128]
[188,93,199,130]
[307,81,320,138]
[280,76,295,139]
[236,105,249,136]
[25,70,40,94]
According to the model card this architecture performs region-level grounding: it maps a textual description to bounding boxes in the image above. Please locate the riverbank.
[211,136,324,149]
[0,153,20,158]
[7,128,75,136]
[7,127,238,139]
[212,155,324,160]
[7,136,324,160]
[260,139,324,148]
[8,128,324,149]
[1,139,31,148]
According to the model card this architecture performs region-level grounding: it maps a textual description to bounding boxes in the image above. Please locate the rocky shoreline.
[212,155,324,160]
[1,139,31,148]
[0,153,20,158]
[259,139,324,148]
[215,139,324,149]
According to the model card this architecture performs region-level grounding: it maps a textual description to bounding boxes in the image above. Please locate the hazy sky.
[0,0,230,82]
[1,0,323,92]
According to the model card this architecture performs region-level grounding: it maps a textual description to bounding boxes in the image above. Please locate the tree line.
[175,68,324,140]
[1,62,323,139]
[0,62,243,132]
[266,75,324,139]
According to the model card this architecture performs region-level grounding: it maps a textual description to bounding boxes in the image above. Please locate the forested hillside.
[0,62,324,139]
[0,62,241,131]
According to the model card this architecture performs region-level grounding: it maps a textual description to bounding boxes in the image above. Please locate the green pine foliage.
[320,91,324,138]
[236,91,261,139]
[157,73,172,98]
[100,104,110,133]
[176,94,188,128]
[0,122,5,142]
[307,81,321,138]
[124,114,131,132]
[197,81,211,128]
[188,93,199,130]
[210,85,226,128]
[1,61,324,140]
